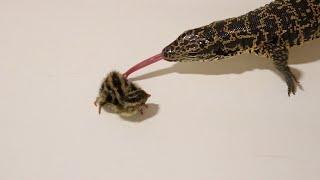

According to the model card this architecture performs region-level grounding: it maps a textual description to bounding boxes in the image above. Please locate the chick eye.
[106,94,113,102]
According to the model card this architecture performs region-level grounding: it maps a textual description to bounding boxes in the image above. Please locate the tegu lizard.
[96,0,320,116]
[161,0,320,96]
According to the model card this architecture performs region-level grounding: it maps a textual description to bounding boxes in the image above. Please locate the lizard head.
[162,26,230,62]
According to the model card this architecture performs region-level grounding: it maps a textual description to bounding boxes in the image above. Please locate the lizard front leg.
[257,43,299,96]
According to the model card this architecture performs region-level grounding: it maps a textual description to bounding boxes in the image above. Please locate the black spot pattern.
[111,72,124,96]
[162,0,319,62]
[160,0,319,96]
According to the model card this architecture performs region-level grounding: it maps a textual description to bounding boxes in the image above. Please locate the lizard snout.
[162,45,176,61]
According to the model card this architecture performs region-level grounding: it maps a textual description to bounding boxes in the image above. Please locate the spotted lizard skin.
[162,0,320,95]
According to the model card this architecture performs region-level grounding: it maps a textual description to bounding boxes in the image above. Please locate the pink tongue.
[123,53,163,78]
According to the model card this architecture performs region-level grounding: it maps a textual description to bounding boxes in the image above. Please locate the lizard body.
[162,0,320,95]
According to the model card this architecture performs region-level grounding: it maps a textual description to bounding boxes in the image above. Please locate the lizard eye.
[199,40,206,48]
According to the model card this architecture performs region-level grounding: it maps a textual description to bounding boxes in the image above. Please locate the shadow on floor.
[102,103,160,123]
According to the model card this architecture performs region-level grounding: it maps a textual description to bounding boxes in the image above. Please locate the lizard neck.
[209,16,257,58]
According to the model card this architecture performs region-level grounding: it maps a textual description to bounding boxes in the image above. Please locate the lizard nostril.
[162,46,174,59]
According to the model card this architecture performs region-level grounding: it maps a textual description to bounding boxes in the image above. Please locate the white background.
[1,0,320,179]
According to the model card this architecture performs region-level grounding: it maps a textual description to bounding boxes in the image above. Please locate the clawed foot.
[94,100,103,114]
[286,73,300,96]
